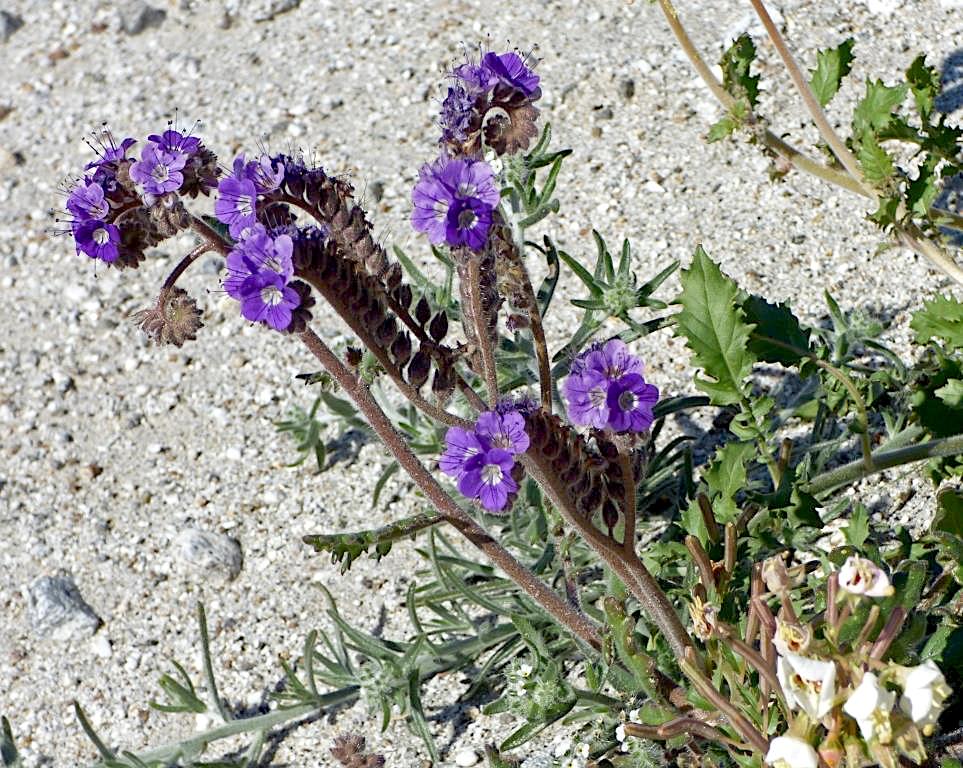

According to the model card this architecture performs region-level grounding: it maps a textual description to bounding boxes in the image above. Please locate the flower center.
[93,227,110,245]
[481,463,503,485]
[589,385,608,408]
[260,285,284,307]
[618,390,638,411]
[237,194,253,214]
[870,708,892,744]
[457,207,477,229]
[151,164,170,182]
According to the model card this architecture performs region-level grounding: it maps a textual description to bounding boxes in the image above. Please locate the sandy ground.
[0,0,961,765]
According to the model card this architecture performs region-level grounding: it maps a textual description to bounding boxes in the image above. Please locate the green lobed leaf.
[674,247,756,405]
[936,379,963,408]
[934,488,963,538]
[906,155,940,217]
[857,136,894,184]
[809,38,855,107]
[844,504,871,549]
[905,54,940,123]
[743,294,811,366]
[852,80,908,141]
[703,441,755,525]
[720,34,760,108]
[910,295,963,348]
[707,116,738,143]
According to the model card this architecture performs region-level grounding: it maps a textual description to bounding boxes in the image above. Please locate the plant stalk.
[803,433,963,495]
[297,327,602,650]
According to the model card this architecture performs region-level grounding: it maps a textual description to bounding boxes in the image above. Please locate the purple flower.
[446,197,494,250]
[224,228,294,298]
[84,134,136,170]
[440,427,485,479]
[238,271,300,331]
[574,339,643,379]
[564,369,612,429]
[454,61,498,92]
[147,129,201,156]
[459,448,518,512]
[475,411,530,454]
[73,219,120,262]
[481,52,540,97]
[215,175,258,238]
[411,157,499,250]
[440,84,477,144]
[247,154,285,194]
[605,373,659,432]
[129,144,188,195]
[564,340,660,433]
[66,181,110,221]
[453,51,539,98]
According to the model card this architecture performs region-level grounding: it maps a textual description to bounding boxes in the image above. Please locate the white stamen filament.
[260,285,284,307]
[93,228,110,245]
[482,463,504,485]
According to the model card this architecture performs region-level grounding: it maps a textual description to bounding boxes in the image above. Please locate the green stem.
[298,328,602,650]
[303,512,444,553]
[803,433,963,495]
[746,0,870,196]
[655,0,963,286]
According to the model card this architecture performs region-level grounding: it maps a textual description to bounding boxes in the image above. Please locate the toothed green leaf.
[675,247,756,405]
[809,38,855,107]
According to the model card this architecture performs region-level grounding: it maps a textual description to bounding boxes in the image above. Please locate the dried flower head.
[134,286,203,347]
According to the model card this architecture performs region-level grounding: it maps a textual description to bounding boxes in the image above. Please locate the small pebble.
[177,528,243,580]
[90,633,112,658]
[25,573,103,640]
[618,78,635,100]
[454,749,479,767]
[0,10,23,43]
[118,0,166,33]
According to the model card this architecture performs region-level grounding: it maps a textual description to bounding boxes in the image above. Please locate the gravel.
[0,0,960,765]
[176,528,244,581]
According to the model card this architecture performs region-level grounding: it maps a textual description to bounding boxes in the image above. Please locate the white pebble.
[454,749,479,767]
[90,633,112,658]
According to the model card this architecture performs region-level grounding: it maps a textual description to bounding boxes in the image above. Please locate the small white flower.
[773,619,812,657]
[628,707,642,724]
[900,660,952,735]
[765,736,819,768]
[518,662,534,678]
[559,759,586,768]
[615,724,626,743]
[574,742,590,759]
[843,672,896,744]
[552,736,573,758]
[776,652,837,719]
[837,555,894,598]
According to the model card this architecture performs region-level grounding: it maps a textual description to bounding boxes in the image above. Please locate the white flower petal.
[766,736,819,768]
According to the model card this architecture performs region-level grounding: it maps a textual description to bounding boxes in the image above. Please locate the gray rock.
[26,574,103,640]
[118,0,166,34]
[225,0,300,22]
[0,10,23,43]
[177,528,243,580]
[618,78,635,100]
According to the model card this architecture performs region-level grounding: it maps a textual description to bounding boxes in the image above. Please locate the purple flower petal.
[440,427,485,478]
[215,176,258,238]
[605,373,660,433]
[564,370,611,429]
